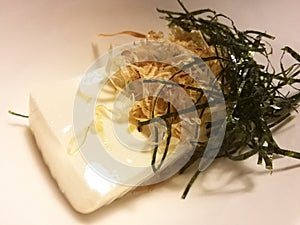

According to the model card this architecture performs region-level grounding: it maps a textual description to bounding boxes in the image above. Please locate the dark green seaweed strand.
[8,110,29,118]
[181,170,201,199]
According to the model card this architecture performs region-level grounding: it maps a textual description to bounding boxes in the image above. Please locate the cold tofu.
[29,77,134,214]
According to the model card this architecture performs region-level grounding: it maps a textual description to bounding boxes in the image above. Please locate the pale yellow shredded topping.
[94,27,222,148]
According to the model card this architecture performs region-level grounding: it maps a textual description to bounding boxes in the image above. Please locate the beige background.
[1,0,300,224]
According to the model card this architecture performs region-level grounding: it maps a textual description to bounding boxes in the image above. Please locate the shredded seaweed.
[152,0,300,198]
[8,110,28,118]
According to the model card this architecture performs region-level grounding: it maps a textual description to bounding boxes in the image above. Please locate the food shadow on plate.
[156,158,255,196]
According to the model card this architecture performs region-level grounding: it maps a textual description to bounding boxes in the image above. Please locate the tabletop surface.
[1,0,300,224]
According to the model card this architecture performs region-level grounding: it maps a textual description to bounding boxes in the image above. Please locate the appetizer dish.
[11,0,300,214]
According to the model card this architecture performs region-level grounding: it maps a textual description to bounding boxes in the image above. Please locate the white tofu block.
[29,72,194,214]
[29,77,134,214]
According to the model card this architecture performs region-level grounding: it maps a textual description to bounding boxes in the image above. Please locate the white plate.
[2,0,300,224]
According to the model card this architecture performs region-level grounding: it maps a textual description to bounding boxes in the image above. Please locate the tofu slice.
[29,77,134,214]
[29,72,195,214]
